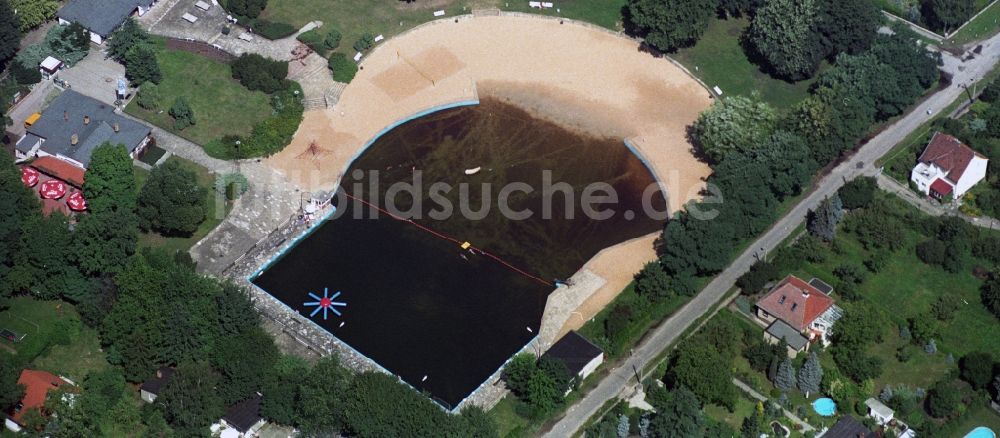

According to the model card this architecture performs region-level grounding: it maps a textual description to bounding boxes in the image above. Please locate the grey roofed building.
[541,330,604,378]
[222,394,264,433]
[765,319,809,351]
[56,0,152,38]
[823,415,876,438]
[15,90,151,167]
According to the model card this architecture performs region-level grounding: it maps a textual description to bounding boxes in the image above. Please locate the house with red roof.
[910,132,988,200]
[756,275,843,357]
[4,370,70,432]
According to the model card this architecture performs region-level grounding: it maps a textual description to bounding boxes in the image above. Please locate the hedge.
[254,20,297,40]
[328,53,357,83]
[296,29,325,53]
[204,82,304,159]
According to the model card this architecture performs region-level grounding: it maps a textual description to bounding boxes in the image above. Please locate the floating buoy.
[464,167,481,175]
[460,241,472,250]
[422,375,428,382]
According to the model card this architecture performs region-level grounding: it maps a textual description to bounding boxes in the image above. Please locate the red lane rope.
[341,192,553,287]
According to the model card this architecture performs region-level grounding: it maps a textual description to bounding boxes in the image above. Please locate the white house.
[865,398,895,426]
[211,394,267,438]
[56,0,157,45]
[910,132,988,200]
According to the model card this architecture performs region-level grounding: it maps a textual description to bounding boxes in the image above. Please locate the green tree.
[169,96,196,130]
[83,143,137,215]
[353,32,375,52]
[740,411,760,438]
[959,352,995,390]
[666,341,735,409]
[107,18,148,62]
[647,386,705,438]
[211,327,279,405]
[225,0,268,19]
[923,0,976,33]
[0,357,24,409]
[839,176,877,209]
[625,0,716,52]
[982,273,1000,320]
[137,160,208,236]
[926,380,961,418]
[137,83,161,110]
[736,260,778,295]
[503,353,536,396]
[748,0,823,80]
[230,53,288,93]
[454,406,498,438]
[344,372,453,437]
[9,0,59,32]
[775,357,797,392]
[717,0,762,17]
[0,0,21,65]
[691,95,777,162]
[324,28,342,50]
[7,213,87,299]
[158,361,225,435]
[635,261,671,300]
[124,45,162,85]
[816,0,880,56]
[797,352,823,397]
[328,52,358,83]
[297,356,348,435]
[808,194,843,241]
[60,21,90,51]
[10,58,40,85]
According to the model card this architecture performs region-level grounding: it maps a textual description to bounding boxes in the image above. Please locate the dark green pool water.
[253,98,666,408]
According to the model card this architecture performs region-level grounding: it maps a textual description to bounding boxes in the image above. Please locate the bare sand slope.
[267,15,712,331]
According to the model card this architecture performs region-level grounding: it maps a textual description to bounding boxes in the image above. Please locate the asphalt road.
[541,34,1000,438]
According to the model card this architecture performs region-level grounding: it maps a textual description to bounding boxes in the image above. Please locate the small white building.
[39,56,63,79]
[910,132,988,200]
[865,398,895,426]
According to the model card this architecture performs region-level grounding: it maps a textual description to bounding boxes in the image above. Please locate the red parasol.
[66,191,87,211]
[39,180,67,200]
[21,167,39,187]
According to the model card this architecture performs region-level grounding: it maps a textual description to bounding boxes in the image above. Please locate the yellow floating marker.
[460,242,472,250]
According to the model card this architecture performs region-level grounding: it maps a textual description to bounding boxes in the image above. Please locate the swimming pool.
[812,398,837,417]
[964,427,997,438]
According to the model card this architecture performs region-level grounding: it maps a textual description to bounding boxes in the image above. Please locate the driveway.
[56,50,128,105]
[6,80,57,138]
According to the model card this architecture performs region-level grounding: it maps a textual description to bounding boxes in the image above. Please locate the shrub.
[324,28,342,50]
[255,20,296,40]
[136,83,161,110]
[169,96,196,131]
[926,380,960,418]
[137,160,208,236]
[10,60,40,85]
[215,173,249,200]
[224,0,268,19]
[353,32,375,52]
[328,53,357,83]
[124,45,162,85]
[231,53,288,93]
[296,29,324,53]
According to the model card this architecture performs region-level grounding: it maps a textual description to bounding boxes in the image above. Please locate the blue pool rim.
[964,427,997,438]
[812,397,837,417]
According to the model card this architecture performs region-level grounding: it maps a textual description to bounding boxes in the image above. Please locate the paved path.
[731,378,815,432]
[542,29,1000,438]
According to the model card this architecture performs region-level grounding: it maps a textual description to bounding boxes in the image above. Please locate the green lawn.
[261,0,626,59]
[137,156,230,254]
[947,1,1000,46]
[125,39,272,146]
[704,396,756,432]
[671,17,819,108]
[0,298,107,380]
[953,404,1000,437]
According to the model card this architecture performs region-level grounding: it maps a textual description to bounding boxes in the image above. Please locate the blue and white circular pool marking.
[304,288,346,320]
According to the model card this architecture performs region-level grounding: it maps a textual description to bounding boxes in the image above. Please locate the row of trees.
[659,26,938,292]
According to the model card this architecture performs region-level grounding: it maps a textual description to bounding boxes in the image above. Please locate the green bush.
[136,83,161,110]
[169,96,196,131]
[215,173,249,200]
[324,28,342,50]
[328,53,357,83]
[296,29,324,53]
[230,53,288,93]
[255,20,296,40]
[11,60,40,85]
[353,32,375,52]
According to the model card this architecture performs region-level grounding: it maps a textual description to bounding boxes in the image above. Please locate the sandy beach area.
[268,14,712,328]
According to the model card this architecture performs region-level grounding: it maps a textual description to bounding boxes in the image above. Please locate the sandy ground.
[267,14,712,329]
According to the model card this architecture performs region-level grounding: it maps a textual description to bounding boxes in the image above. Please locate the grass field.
[137,156,230,254]
[125,38,272,146]
[671,17,819,108]
[0,298,107,381]
[704,396,757,432]
[261,0,626,59]
[947,1,1000,46]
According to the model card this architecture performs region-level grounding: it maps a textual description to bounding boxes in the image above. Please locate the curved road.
[542,34,1000,438]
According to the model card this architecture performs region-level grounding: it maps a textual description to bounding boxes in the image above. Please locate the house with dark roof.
[4,370,70,432]
[56,0,158,44]
[822,415,877,438]
[213,394,266,438]
[910,132,988,200]
[14,90,151,169]
[139,367,175,403]
[540,331,604,394]
[756,275,843,356]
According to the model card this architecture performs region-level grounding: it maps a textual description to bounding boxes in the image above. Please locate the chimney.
[83,115,90,125]
[71,134,78,145]
[802,289,810,298]
[113,122,120,132]
[63,111,68,121]
[156,369,162,379]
